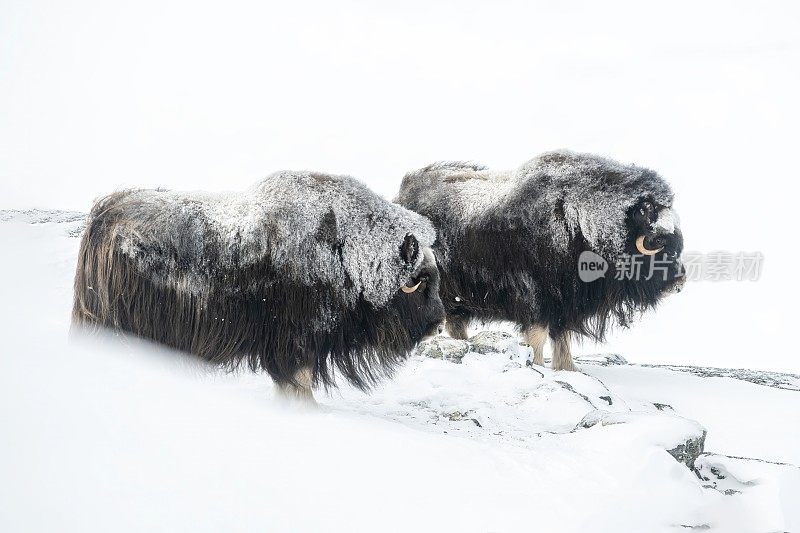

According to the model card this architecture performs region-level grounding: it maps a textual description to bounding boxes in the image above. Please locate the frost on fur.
[113,171,436,308]
[72,170,445,391]
[396,150,683,371]
[397,150,674,261]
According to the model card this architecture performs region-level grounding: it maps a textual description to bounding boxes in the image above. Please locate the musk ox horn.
[401,280,422,293]
[636,235,664,256]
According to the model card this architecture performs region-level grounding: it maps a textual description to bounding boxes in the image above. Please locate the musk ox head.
[625,198,685,294]
[388,236,446,342]
[523,151,685,331]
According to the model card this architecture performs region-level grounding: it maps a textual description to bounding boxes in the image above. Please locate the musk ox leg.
[524,325,548,366]
[445,314,470,340]
[551,332,576,372]
[275,366,316,405]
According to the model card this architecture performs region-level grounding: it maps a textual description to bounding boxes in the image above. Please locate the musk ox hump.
[396,162,517,224]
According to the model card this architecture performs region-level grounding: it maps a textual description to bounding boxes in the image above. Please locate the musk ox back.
[396,151,684,371]
[73,171,445,401]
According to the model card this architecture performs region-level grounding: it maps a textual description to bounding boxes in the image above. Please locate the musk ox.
[396,150,684,371]
[73,171,446,402]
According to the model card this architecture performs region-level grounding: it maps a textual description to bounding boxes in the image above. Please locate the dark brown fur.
[73,190,445,391]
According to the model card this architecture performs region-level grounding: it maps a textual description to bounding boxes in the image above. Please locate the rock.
[0,209,86,237]
[694,452,800,521]
[446,410,483,427]
[555,380,594,406]
[416,336,470,363]
[468,331,521,356]
[577,410,707,469]
[668,431,707,469]
[574,353,629,366]
[640,363,800,391]
[577,410,622,429]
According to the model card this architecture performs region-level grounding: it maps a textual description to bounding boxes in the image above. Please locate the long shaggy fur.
[73,171,445,390]
[396,150,684,364]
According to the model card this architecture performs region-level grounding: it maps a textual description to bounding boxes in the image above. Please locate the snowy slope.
[1,212,798,533]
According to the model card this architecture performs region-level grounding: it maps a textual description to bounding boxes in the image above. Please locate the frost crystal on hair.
[397,150,674,260]
[114,171,436,307]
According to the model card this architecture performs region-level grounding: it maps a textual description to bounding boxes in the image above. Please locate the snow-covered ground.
[3,2,799,530]
[2,211,798,532]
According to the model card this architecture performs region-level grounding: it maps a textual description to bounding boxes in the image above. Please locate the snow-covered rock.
[0,208,85,237]
[694,454,800,532]
[415,336,470,363]
[414,330,524,362]
[578,410,707,467]
[641,364,800,392]
[467,330,522,356]
[574,353,629,366]
[414,331,707,469]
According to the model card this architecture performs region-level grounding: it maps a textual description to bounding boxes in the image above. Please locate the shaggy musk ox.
[73,171,445,402]
[396,151,684,371]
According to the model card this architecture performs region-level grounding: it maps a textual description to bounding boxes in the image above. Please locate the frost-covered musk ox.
[396,151,684,371]
[73,171,445,402]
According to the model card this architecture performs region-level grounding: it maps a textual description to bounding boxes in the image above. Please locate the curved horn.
[635,235,664,256]
[401,280,422,294]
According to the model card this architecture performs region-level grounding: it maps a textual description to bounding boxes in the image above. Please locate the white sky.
[2,0,799,372]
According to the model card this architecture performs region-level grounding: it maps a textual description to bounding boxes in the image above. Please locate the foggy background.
[2,0,798,372]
